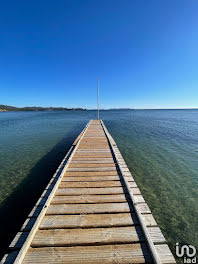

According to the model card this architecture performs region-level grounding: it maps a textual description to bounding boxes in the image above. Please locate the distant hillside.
[0,105,86,112]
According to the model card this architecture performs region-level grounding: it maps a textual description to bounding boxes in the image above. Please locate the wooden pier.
[2,120,175,264]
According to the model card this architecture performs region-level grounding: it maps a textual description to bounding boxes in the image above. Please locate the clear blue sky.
[1,0,198,109]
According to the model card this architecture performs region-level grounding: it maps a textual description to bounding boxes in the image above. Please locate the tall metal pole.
[97,75,100,120]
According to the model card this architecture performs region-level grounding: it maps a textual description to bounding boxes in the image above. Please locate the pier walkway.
[2,120,175,264]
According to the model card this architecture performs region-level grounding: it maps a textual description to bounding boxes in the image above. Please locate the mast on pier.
[97,75,99,120]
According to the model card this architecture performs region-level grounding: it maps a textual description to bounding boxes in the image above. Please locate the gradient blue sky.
[1,0,198,109]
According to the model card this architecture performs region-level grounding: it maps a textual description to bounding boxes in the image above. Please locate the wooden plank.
[23,243,152,264]
[32,226,144,247]
[76,152,111,156]
[64,171,118,176]
[59,181,122,188]
[84,132,105,134]
[129,187,141,195]
[77,147,110,150]
[78,146,109,148]
[74,150,110,153]
[142,214,157,227]
[76,143,109,145]
[80,138,107,140]
[75,152,111,155]
[75,155,112,159]
[62,176,121,181]
[80,141,109,143]
[69,163,115,167]
[78,142,108,144]
[40,213,137,229]
[147,227,166,244]
[155,244,176,264]
[51,194,127,204]
[133,194,145,203]
[55,187,126,195]
[82,136,105,138]
[72,157,113,161]
[80,140,108,143]
[125,175,135,181]
[79,143,108,145]
[67,167,117,172]
[80,140,108,142]
[83,136,106,138]
[86,130,102,132]
[76,150,111,152]
[37,209,156,228]
[46,202,131,215]
[83,132,104,133]
[137,203,151,214]
[73,154,113,158]
[78,144,109,147]
[128,182,137,187]
[70,160,114,163]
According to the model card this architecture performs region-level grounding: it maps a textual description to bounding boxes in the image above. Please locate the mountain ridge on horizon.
[0,104,85,112]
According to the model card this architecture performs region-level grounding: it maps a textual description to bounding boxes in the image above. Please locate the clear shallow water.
[0,110,197,260]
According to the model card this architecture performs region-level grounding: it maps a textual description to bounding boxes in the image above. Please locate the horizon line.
[1,104,198,111]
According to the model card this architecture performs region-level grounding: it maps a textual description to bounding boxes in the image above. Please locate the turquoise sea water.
[0,110,197,260]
